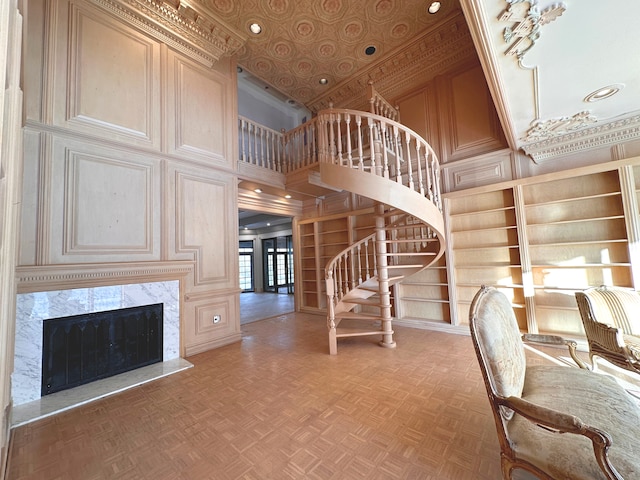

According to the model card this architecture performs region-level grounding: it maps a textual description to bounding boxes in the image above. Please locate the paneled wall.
[395,62,510,191]
[20,0,241,357]
[1,1,23,474]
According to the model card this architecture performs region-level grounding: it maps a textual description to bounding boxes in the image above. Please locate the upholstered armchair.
[470,286,640,480]
[575,285,640,374]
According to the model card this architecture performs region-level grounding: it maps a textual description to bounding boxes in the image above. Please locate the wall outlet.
[213,314,221,324]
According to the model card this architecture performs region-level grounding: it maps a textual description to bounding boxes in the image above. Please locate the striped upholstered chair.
[575,285,640,374]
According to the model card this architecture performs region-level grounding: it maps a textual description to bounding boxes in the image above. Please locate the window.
[239,240,254,292]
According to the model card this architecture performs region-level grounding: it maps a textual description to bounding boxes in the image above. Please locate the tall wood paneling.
[20,0,241,360]
[0,0,23,475]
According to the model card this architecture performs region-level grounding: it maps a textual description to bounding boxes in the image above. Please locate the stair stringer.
[319,162,446,354]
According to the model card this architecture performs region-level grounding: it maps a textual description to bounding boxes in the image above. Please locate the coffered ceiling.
[199,0,469,111]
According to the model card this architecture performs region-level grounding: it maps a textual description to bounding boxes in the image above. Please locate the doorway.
[262,235,294,294]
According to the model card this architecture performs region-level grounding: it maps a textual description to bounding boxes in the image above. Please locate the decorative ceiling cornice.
[89,0,246,67]
[524,111,597,142]
[307,12,476,113]
[522,114,640,163]
[499,0,566,61]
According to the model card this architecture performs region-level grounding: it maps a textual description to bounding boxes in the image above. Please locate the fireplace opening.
[42,303,163,396]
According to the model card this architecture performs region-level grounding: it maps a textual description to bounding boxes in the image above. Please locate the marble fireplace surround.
[12,261,194,426]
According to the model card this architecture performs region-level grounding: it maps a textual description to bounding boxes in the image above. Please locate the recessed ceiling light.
[267,223,271,226]
[319,78,328,85]
[428,2,441,14]
[254,188,262,193]
[284,194,292,199]
[365,45,376,56]
[584,84,624,102]
[249,23,262,34]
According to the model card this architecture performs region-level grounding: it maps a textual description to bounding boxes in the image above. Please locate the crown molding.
[88,0,246,67]
[522,114,640,163]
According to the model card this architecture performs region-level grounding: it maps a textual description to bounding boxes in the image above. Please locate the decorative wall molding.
[499,0,566,60]
[88,0,246,67]
[522,114,640,163]
[16,261,194,293]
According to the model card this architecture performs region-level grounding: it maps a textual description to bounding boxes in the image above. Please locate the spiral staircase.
[239,97,446,354]
[291,106,446,353]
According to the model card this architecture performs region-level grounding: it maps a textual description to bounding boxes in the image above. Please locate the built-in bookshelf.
[295,210,375,313]
[522,170,631,335]
[446,188,525,328]
[443,157,640,336]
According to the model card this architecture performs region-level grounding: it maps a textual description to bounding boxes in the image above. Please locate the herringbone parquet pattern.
[8,313,507,479]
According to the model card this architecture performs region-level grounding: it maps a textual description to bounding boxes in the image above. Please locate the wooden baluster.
[335,113,344,166]
[311,122,317,164]
[337,257,343,300]
[380,120,389,178]
[239,118,245,163]
[260,127,266,169]
[356,243,362,284]
[364,239,371,280]
[344,113,353,169]
[329,113,336,164]
[368,116,377,173]
[402,129,414,191]
[415,140,425,196]
[355,115,364,170]
[343,252,350,291]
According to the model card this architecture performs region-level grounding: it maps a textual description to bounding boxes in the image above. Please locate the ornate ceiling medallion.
[499,0,566,60]
[524,111,597,142]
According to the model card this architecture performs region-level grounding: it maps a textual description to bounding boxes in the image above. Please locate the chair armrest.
[501,395,624,480]
[585,321,626,353]
[622,334,640,363]
[522,333,589,370]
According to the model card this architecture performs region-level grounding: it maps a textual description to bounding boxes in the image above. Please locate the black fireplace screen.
[42,303,163,396]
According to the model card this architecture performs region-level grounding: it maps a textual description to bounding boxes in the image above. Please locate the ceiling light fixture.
[249,23,262,34]
[254,188,262,193]
[284,194,292,199]
[584,84,624,103]
[428,1,441,14]
[365,45,376,56]
[319,78,328,85]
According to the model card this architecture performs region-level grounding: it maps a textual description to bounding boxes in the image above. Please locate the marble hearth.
[13,280,190,425]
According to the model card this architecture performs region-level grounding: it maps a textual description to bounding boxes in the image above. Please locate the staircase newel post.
[375,203,396,349]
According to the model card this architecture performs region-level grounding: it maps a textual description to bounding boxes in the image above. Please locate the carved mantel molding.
[88,0,246,67]
[16,261,195,293]
[522,114,640,163]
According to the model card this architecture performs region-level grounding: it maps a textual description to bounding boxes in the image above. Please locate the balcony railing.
[238,108,441,211]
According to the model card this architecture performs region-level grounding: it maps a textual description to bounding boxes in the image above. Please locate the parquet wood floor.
[7,313,577,480]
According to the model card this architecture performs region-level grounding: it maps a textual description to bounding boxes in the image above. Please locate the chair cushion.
[508,366,640,479]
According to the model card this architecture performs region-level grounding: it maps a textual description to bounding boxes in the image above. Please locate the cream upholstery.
[470,286,640,480]
[575,286,640,374]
